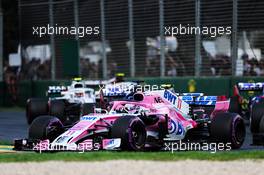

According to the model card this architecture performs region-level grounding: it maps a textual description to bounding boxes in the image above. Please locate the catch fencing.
[18,0,264,79]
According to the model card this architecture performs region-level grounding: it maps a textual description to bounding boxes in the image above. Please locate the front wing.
[13,138,121,152]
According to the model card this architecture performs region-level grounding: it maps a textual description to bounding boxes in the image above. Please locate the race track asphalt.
[0,111,28,142]
[0,111,262,150]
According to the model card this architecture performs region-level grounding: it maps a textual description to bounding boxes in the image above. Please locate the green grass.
[1,151,264,162]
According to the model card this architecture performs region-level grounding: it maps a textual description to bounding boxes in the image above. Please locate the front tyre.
[210,112,245,149]
[111,116,146,151]
[28,115,63,142]
[26,98,48,124]
[49,100,66,123]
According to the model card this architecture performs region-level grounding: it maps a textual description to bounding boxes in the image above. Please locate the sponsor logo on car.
[80,116,98,121]
[164,90,178,105]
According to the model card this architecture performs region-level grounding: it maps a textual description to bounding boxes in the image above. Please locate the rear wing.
[237,82,264,91]
[176,93,204,97]
[47,86,67,95]
[179,95,217,106]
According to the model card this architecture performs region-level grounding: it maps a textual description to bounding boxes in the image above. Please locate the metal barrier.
[1,77,264,107]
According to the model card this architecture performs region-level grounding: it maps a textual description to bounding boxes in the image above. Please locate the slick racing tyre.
[28,115,63,142]
[259,116,264,133]
[210,112,245,149]
[82,103,95,115]
[111,116,146,151]
[250,99,264,133]
[26,98,48,124]
[49,100,66,123]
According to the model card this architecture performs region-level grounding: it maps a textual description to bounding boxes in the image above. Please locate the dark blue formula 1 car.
[232,82,264,145]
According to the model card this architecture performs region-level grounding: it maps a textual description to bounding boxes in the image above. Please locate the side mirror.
[94,108,108,114]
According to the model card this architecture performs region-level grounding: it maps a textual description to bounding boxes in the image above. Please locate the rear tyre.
[82,103,95,115]
[111,116,146,151]
[49,100,66,123]
[259,116,264,133]
[210,112,245,149]
[250,99,264,133]
[26,98,48,124]
[28,115,63,141]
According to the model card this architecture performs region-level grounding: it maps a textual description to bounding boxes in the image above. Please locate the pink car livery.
[14,89,245,151]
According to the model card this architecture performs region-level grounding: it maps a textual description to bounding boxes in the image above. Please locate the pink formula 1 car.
[14,90,245,151]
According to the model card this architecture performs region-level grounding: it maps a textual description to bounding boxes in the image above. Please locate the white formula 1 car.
[26,78,96,125]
